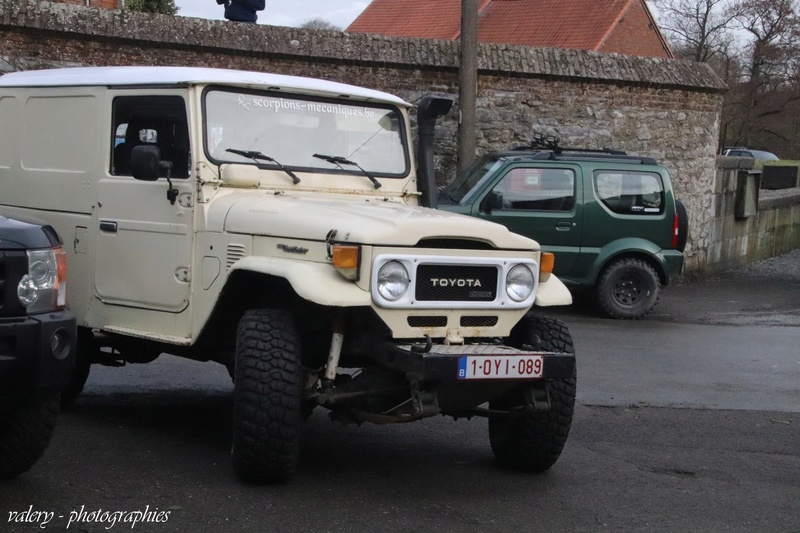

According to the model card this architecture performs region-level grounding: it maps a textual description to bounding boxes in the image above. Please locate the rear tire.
[596,257,660,319]
[675,199,688,253]
[0,394,60,479]
[489,315,577,472]
[231,309,302,483]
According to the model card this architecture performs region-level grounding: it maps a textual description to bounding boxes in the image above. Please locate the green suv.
[438,136,687,319]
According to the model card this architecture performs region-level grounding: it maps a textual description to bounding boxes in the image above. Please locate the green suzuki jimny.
[439,135,687,319]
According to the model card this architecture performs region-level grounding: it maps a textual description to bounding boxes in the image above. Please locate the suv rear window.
[594,171,664,215]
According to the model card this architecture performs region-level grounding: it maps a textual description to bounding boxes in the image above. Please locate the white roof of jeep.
[0,66,410,107]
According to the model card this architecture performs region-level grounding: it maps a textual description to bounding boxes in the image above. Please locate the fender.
[229,256,371,307]
[534,274,573,307]
[575,237,669,286]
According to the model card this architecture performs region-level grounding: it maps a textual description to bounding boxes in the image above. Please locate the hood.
[0,216,60,250]
[209,194,538,250]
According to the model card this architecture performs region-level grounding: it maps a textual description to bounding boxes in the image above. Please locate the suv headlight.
[17,247,67,313]
[377,261,410,301]
[506,263,535,302]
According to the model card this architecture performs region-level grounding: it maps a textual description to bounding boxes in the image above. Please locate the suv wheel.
[231,309,302,483]
[596,257,661,319]
[0,394,60,479]
[488,314,577,472]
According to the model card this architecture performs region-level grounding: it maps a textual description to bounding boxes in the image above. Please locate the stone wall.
[0,0,730,271]
[706,159,800,272]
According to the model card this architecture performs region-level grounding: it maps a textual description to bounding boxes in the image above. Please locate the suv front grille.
[371,253,537,310]
[415,265,497,302]
[0,251,27,318]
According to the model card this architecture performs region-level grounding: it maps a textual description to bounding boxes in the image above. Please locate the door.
[476,165,583,276]
[94,94,194,312]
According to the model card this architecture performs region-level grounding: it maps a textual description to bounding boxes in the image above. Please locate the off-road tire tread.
[60,328,95,407]
[0,394,60,479]
[675,199,688,253]
[489,315,577,472]
[232,309,301,483]
[596,257,661,319]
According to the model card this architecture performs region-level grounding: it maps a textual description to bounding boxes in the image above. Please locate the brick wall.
[52,0,119,8]
[0,0,731,271]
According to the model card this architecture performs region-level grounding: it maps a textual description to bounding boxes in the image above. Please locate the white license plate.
[457,355,544,380]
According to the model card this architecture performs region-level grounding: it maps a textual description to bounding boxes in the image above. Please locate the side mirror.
[131,145,161,181]
[480,190,504,212]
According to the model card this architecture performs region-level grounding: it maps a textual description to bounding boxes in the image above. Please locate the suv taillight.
[671,214,679,249]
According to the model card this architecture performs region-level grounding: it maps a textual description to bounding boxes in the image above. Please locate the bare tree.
[299,17,341,31]
[725,0,800,150]
[652,0,738,62]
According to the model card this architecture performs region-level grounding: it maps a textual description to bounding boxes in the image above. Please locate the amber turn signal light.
[332,244,361,281]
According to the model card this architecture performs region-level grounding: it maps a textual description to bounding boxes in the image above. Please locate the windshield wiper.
[225,148,300,185]
[313,153,382,189]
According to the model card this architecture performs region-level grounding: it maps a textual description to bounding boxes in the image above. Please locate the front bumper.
[381,343,576,382]
[0,310,76,407]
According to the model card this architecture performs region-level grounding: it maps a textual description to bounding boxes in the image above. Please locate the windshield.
[443,155,504,203]
[204,88,408,176]
[750,150,779,160]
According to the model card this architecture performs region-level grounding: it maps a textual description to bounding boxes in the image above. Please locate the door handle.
[99,221,118,233]
[556,221,573,231]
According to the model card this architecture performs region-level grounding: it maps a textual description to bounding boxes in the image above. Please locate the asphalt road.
[2,255,799,532]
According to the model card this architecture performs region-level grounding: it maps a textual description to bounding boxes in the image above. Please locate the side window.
[493,167,575,211]
[594,171,664,215]
[111,96,190,178]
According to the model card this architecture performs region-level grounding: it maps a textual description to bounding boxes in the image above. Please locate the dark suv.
[0,215,75,478]
[438,137,687,318]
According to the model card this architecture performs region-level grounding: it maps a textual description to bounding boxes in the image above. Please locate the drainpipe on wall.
[457,0,478,173]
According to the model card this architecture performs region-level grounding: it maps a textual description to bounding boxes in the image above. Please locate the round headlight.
[377,261,410,301]
[506,264,535,302]
[17,275,39,307]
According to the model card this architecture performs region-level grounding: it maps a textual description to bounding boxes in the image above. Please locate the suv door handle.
[99,221,118,233]
[556,221,573,231]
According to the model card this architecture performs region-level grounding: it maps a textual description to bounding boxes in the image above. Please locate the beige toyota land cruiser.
[0,66,576,482]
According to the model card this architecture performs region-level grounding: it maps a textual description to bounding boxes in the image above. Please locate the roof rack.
[509,132,658,165]
[520,132,628,156]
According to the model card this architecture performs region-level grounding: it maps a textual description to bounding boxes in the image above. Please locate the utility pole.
[457,0,478,173]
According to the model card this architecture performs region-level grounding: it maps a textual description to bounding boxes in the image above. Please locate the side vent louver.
[226,243,247,271]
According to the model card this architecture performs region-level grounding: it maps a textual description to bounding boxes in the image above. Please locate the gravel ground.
[721,247,800,281]
[653,247,800,325]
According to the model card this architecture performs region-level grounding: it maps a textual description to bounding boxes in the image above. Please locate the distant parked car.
[722,148,779,160]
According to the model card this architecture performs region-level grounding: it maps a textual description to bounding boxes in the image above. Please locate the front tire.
[0,394,60,479]
[489,315,577,472]
[231,309,302,483]
[60,328,96,407]
[596,257,660,319]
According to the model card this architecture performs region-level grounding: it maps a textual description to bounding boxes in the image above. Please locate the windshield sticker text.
[236,95,375,119]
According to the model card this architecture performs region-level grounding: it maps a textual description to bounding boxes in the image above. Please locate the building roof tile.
[347,0,671,58]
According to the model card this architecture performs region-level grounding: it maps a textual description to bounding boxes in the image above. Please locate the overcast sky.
[174,1,664,33]
[174,0,371,29]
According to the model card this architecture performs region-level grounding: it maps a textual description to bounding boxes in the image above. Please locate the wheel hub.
[612,275,645,305]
